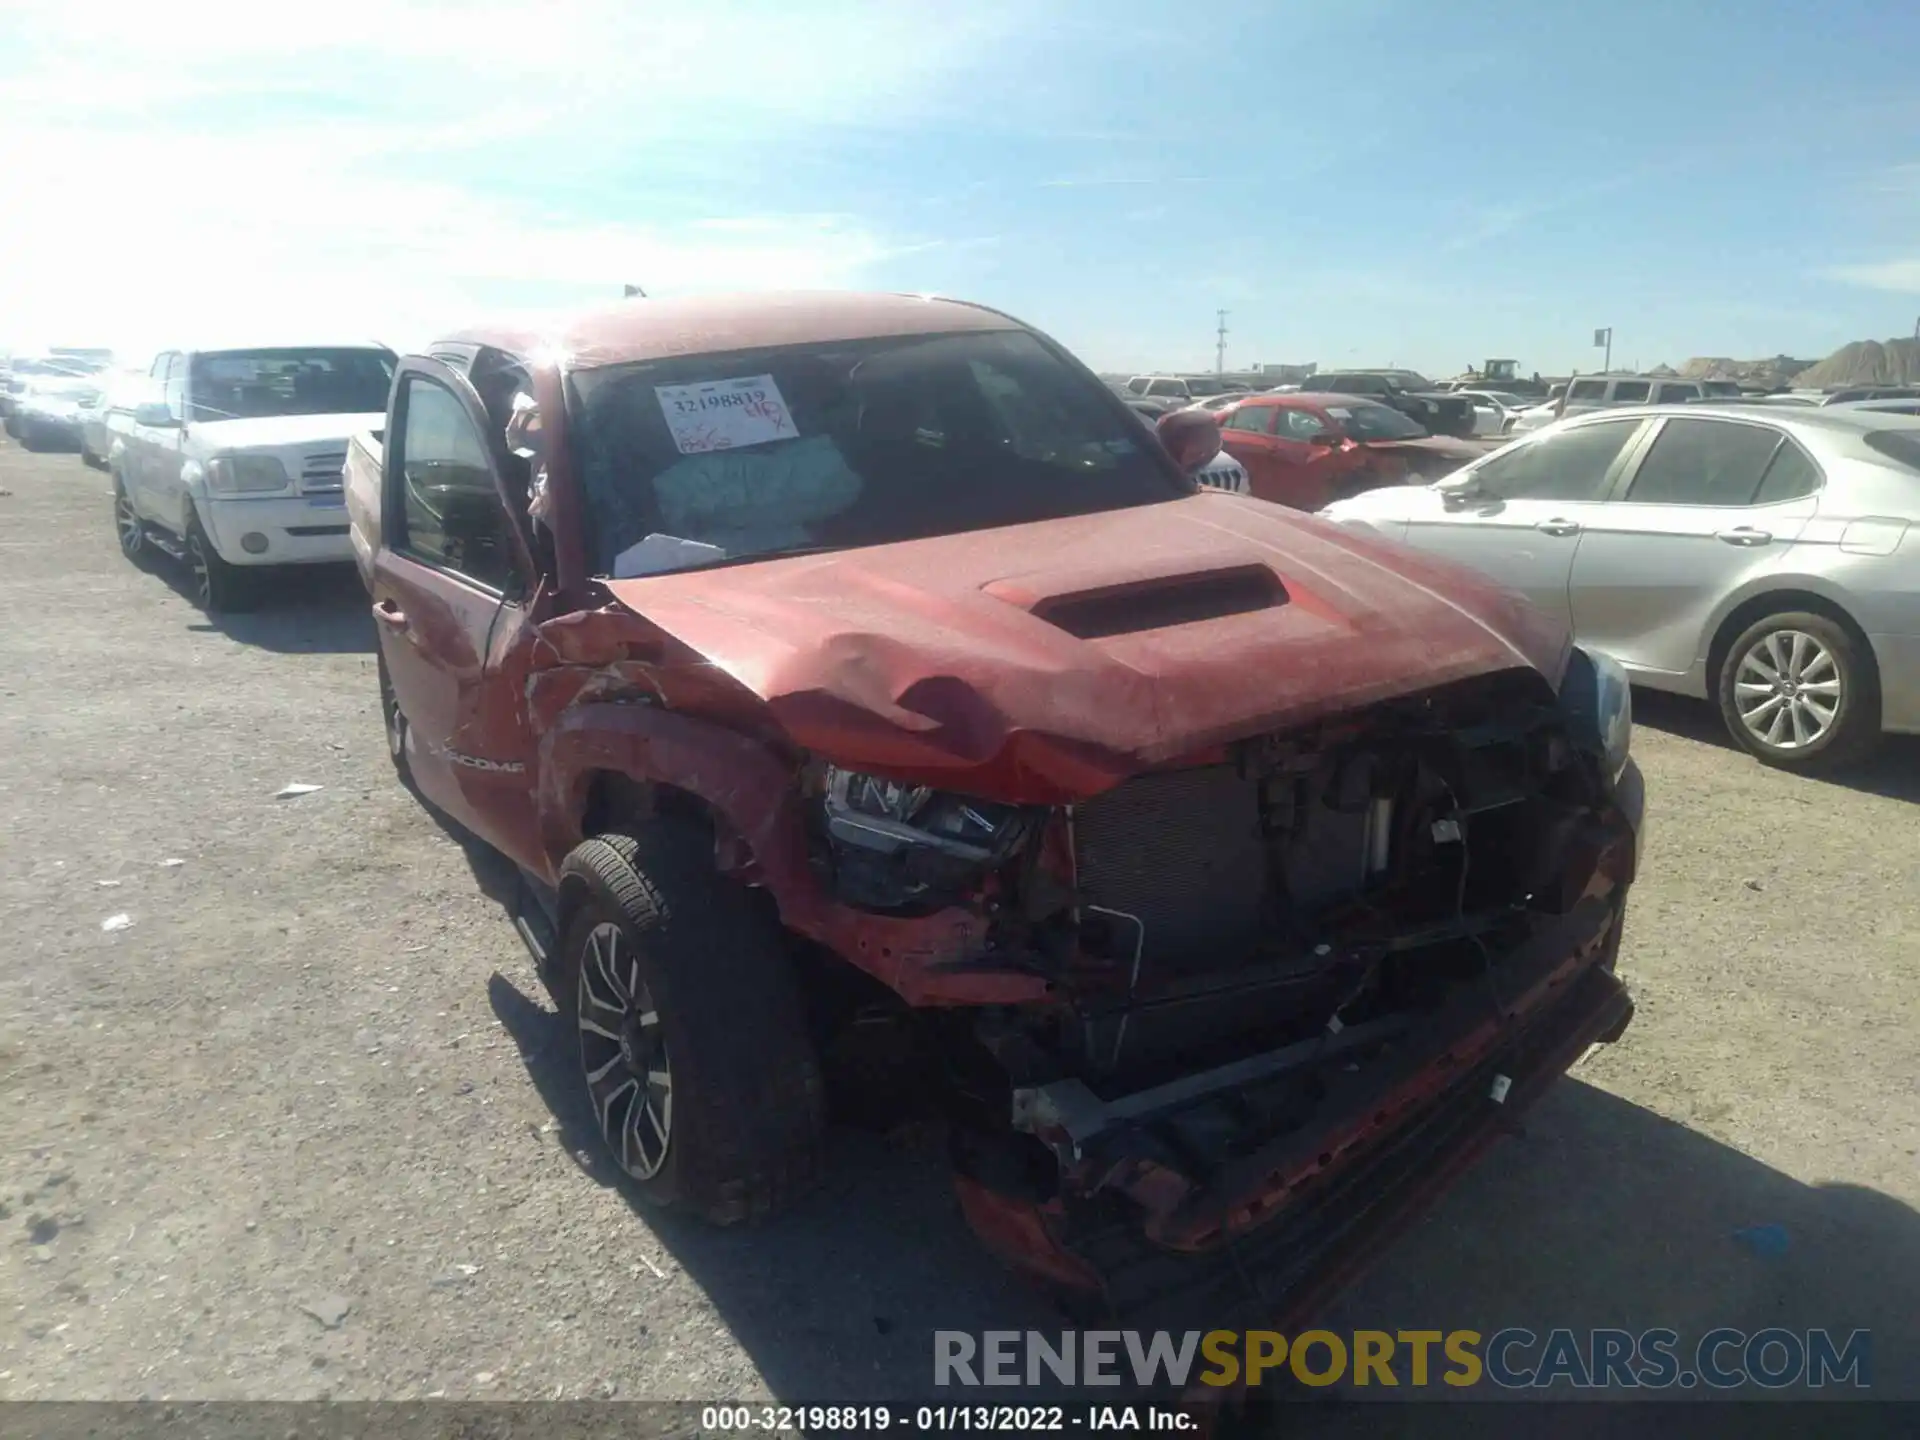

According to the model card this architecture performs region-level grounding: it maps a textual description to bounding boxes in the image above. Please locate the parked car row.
[12,292,1646,1323]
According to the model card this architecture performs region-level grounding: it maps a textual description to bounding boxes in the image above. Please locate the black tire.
[1716,610,1880,770]
[184,511,256,614]
[112,475,148,564]
[81,442,106,470]
[376,651,411,784]
[556,824,825,1223]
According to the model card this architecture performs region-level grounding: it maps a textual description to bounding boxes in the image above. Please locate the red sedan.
[1217,392,1492,510]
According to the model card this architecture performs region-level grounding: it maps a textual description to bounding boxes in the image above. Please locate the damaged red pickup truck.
[344,292,1643,1320]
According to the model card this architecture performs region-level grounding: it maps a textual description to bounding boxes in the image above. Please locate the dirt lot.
[1,435,1917,1405]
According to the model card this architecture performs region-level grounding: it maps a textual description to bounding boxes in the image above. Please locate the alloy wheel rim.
[115,489,141,554]
[188,535,211,607]
[575,921,672,1180]
[1734,629,1840,750]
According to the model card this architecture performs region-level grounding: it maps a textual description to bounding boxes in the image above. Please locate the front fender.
[536,702,1020,1005]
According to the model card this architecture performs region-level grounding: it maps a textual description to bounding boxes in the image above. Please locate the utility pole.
[1216,310,1229,375]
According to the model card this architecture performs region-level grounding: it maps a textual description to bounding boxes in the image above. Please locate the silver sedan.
[1321,405,1920,769]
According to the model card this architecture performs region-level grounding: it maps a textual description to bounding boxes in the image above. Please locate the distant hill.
[1794,337,1920,388]
[1680,354,1818,386]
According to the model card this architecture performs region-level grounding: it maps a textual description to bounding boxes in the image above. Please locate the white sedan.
[1453,390,1535,437]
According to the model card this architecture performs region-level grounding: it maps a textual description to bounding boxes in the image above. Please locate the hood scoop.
[1027,565,1288,641]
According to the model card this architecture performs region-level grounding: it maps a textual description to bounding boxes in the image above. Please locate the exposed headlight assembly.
[206,455,291,494]
[1560,645,1632,779]
[819,764,1036,910]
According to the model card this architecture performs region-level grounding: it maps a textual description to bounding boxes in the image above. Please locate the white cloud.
[0,0,1027,354]
[1824,258,1920,294]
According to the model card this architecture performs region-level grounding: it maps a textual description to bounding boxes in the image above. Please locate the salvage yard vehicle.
[346,292,1643,1318]
[1124,374,1252,404]
[1217,392,1490,509]
[4,352,108,443]
[78,369,152,470]
[1322,405,1920,769]
[8,370,101,451]
[110,342,396,611]
[1509,374,1711,435]
[1308,371,1477,439]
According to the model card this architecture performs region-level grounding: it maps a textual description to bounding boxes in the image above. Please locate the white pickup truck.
[110,343,397,611]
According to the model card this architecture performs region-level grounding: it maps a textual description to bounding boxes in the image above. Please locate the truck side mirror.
[1156,409,1223,474]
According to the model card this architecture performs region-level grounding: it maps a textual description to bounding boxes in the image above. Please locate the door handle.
[1534,518,1581,537]
[372,600,408,628]
[1715,527,1773,547]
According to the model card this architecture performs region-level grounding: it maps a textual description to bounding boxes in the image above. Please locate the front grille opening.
[1034,566,1285,640]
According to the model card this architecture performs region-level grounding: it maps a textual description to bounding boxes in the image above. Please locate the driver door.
[1397,416,1651,628]
[373,358,548,873]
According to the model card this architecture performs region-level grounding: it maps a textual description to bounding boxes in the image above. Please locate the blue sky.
[4,0,1919,375]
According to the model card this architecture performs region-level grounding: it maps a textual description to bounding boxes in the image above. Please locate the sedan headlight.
[1559,645,1632,779]
[206,455,291,494]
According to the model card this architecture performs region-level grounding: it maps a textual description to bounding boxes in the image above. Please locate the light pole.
[1594,326,1613,374]
[1216,310,1229,375]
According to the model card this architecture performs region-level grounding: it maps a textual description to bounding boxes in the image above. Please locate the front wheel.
[556,824,825,1222]
[1717,611,1880,769]
[185,512,255,614]
[113,476,147,563]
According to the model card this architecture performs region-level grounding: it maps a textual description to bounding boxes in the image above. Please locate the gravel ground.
[1,436,1916,1406]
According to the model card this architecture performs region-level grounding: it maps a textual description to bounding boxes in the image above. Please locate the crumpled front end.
[876,667,1645,1317]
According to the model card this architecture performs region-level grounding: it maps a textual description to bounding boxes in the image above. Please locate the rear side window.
[1568,379,1607,401]
[1864,429,1920,472]
[393,378,524,594]
[1609,381,1651,403]
[1624,418,1785,506]
[1472,418,1640,501]
[1653,382,1701,404]
[1223,405,1275,435]
[1752,440,1822,503]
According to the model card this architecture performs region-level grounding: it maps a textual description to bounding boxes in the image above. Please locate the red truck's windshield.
[567,329,1186,576]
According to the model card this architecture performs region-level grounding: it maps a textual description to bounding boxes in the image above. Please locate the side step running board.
[144,528,188,562]
[511,870,562,976]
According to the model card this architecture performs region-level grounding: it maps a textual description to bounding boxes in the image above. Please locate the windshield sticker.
[655,374,798,454]
[1326,406,1352,418]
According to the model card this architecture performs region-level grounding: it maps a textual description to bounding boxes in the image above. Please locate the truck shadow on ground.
[482,962,1920,1408]
[163,562,376,654]
[1632,689,1920,803]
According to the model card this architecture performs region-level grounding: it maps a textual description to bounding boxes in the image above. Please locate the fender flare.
[536,701,1014,1004]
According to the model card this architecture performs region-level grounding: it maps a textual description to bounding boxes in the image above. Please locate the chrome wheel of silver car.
[114,483,144,559]
[1732,628,1841,750]
[575,921,673,1180]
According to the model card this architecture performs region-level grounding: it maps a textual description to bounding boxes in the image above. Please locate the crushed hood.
[601,494,1570,802]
